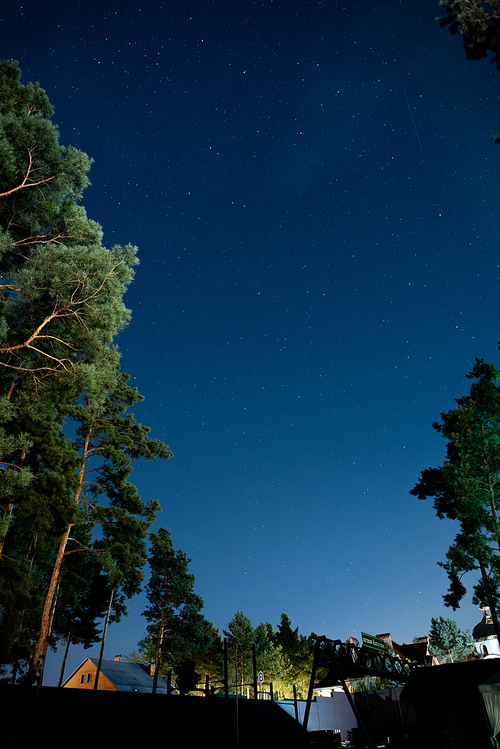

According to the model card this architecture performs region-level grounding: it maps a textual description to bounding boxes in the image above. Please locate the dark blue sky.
[3,0,500,685]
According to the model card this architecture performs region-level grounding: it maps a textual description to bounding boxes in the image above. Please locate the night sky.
[2,0,500,685]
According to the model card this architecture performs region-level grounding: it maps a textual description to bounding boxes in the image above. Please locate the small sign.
[361,632,386,653]
[258,671,264,683]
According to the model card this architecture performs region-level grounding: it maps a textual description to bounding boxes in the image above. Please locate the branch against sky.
[0,60,136,383]
[437,0,500,67]
[437,1,500,140]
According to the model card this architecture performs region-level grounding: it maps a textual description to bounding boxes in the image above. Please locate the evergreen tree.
[411,359,500,640]
[428,616,476,663]
[222,612,289,697]
[223,611,257,695]
[26,369,171,683]
[0,59,120,379]
[254,621,286,696]
[190,623,225,693]
[0,58,138,572]
[0,61,172,684]
[140,527,212,694]
[54,539,112,687]
[273,613,314,696]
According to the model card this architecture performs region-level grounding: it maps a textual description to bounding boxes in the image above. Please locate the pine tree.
[222,612,288,697]
[411,359,500,640]
[428,616,476,663]
[140,527,211,694]
[26,368,171,683]
[273,613,314,697]
[254,621,285,696]
[0,59,131,382]
[0,61,172,684]
[223,611,256,695]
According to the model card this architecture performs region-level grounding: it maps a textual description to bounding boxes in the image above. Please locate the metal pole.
[224,637,229,699]
[303,638,320,731]
[270,682,276,748]
[252,644,258,699]
[235,643,239,749]
[251,645,261,748]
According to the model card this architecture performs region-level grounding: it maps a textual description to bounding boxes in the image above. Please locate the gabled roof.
[392,641,432,665]
[63,657,170,693]
[377,633,433,665]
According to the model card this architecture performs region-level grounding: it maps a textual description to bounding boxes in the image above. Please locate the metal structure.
[303,636,414,748]
[318,635,412,682]
[193,634,421,747]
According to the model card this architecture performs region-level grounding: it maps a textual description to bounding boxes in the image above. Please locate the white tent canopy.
[479,681,500,747]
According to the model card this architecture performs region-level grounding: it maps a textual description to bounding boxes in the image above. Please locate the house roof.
[392,640,432,665]
[64,657,170,693]
[377,632,433,666]
[473,614,497,642]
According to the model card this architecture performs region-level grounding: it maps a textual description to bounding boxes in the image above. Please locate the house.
[62,655,171,693]
[473,605,500,658]
[376,632,438,666]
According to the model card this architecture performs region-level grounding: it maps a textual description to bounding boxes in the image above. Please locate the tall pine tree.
[140,527,211,694]
[0,61,172,684]
[411,359,500,640]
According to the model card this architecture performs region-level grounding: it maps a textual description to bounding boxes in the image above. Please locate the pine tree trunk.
[27,524,72,685]
[0,503,14,557]
[153,573,170,695]
[152,611,165,695]
[482,425,500,550]
[27,427,92,685]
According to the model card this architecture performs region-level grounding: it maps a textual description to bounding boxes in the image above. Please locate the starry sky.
[2,0,500,686]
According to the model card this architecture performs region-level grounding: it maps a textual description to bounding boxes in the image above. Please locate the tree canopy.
[437,1,500,68]
[436,1,500,140]
[176,611,317,699]
[428,616,476,662]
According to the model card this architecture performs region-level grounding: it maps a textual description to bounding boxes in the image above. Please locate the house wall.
[475,637,500,658]
[63,660,116,691]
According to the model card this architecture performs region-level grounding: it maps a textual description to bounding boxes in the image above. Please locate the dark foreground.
[4,657,500,749]
[4,686,307,749]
